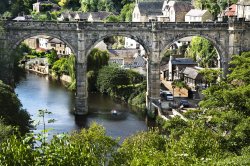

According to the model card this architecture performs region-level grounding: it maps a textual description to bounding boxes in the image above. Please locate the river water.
[15,72,147,141]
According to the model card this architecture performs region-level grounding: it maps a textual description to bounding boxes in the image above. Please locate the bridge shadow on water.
[74,109,128,128]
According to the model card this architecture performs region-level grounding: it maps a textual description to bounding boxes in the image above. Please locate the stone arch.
[160,33,226,68]
[85,32,151,57]
[10,32,77,56]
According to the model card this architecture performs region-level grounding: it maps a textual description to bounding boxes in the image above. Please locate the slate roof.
[49,38,63,44]
[138,1,163,16]
[182,67,202,80]
[75,12,89,20]
[186,9,209,17]
[89,11,111,20]
[172,58,197,65]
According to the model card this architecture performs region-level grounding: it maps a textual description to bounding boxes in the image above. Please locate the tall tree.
[186,36,218,68]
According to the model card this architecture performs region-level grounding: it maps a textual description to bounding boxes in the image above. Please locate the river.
[15,72,147,141]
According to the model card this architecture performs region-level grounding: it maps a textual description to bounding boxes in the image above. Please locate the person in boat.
[111,109,117,115]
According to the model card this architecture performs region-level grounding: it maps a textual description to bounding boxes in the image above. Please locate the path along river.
[15,72,148,141]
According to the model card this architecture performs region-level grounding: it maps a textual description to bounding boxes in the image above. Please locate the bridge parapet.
[3,20,78,31]
[2,20,240,31]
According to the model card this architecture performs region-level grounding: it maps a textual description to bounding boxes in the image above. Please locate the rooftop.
[186,9,209,17]
[182,67,202,79]
[138,1,163,16]
[171,58,197,65]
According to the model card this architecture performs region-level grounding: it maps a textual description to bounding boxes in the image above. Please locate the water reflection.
[15,72,147,141]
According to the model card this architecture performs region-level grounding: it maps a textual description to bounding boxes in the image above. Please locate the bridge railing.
[3,19,249,31]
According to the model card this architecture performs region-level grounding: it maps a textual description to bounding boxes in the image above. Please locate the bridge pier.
[75,63,88,115]
[146,28,161,112]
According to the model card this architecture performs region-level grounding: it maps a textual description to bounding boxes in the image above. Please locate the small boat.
[111,109,118,115]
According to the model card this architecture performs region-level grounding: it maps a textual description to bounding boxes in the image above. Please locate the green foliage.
[194,0,237,19]
[119,3,134,22]
[111,129,167,166]
[0,119,15,143]
[0,80,31,134]
[58,0,70,8]
[67,54,76,91]
[80,0,115,12]
[228,52,250,85]
[186,36,218,68]
[200,53,250,115]
[199,68,221,86]
[105,15,120,22]
[172,80,188,89]
[97,65,130,95]
[51,54,76,90]
[52,57,68,77]
[87,48,109,72]
[46,49,58,66]
[0,123,118,165]
[87,70,97,91]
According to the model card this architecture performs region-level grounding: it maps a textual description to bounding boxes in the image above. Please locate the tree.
[194,0,238,19]
[87,48,109,72]
[119,3,134,21]
[46,49,58,66]
[0,81,31,134]
[186,36,218,68]
[96,65,130,95]
[199,68,221,87]
[52,58,68,77]
[228,52,250,85]
[0,123,118,165]
[111,130,167,166]
[58,0,70,8]
[0,119,15,143]
[200,52,250,116]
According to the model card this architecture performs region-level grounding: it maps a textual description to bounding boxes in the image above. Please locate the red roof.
[225,4,236,16]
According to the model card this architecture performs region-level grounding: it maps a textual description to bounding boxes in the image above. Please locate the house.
[161,56,197,81]
[131,55,146,68]
[132,1,163,22]
[38,36,52,50]
[33,0,60,13]
[181,67,203,88]
[88,11,112,22]
[36,36,72,55]
[185,9,213,22]
[74,12,89,21]
[236,0,250,21]
[57,12,76,21]
[47,38,72,55]
[57,12,89,21]
[24,37,39,50]
[160,0,193,22]
[218,4,236,22]
[109,58,124,66]
[125,0,163,53]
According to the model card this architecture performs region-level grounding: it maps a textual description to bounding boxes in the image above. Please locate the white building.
[160,0,193,22]
[236,0,250,21]
[185,9,213,22]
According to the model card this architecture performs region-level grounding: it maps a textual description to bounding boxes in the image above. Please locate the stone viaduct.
[1,18,249,115]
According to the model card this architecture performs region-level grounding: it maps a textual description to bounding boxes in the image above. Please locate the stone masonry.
[2,18,250,115]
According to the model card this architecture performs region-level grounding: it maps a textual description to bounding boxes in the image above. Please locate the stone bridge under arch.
[1,19,249,115]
